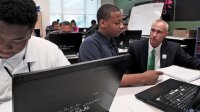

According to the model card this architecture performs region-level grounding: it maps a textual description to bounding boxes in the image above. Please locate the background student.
[71,19,79,32]
[45,21,72,40]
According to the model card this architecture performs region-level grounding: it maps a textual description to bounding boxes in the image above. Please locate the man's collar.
[23,36,38,63]
[148,39,162,54]
[96,31,116,46]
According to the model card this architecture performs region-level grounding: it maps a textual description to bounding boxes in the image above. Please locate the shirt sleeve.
[78,39,102,62]
[49,44,71,67]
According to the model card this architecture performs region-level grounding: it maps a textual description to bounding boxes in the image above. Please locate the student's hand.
[141,70,163,85]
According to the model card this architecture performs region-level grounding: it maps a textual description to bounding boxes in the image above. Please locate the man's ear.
[99,19,106,28]
[165,31,169,36]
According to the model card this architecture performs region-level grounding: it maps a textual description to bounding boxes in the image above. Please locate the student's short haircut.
[60,21,71,26]
[97,4,120,23]
[91,20,96,24]
[52,21,59,26]
[0,0,38,29]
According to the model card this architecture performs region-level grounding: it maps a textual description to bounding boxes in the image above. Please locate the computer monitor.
[123,30,142,48]
[12,54,130,112]
[46,29,55,35]
[49,33,83,55]
[79,28,89,33]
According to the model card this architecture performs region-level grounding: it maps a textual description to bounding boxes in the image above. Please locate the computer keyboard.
[156,84,198,112]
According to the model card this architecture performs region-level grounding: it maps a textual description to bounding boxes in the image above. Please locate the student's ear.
[30,28,35,39]
[99,19,106,28]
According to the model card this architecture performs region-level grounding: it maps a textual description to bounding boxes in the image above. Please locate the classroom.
[0,0,200,112]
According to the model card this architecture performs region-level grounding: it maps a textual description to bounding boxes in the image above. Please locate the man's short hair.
[60,21,71,26]
[91,20,96,25]
[52,21,59,27]
[0,0,38,29]
[152,19,169,32]
[97,4,120,23]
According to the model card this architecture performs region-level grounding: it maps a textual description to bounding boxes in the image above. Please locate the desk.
[118,48,128,54]
[65,49,128,64]
[109,75,200,112]
[65,54,79,64]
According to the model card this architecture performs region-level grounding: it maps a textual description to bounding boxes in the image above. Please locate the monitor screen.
[49,33,82,55]
[123,30,142,48]
[46,29,55,35]
[13,54,130,112]
[79,28,89,33]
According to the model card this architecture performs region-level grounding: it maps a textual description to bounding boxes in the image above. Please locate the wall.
[114,0,200,35]
[169,21,200,35]
[101,0,114,5]
[34,0,50,38]
[114,0,152,10]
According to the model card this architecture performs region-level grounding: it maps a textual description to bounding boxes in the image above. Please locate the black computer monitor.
[46,29,55,35]
[12,54,130,112]
[123,30,142,48]
[49,33,83,55]
[79,28,89,33]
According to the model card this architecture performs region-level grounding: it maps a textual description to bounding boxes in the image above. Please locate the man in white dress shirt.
[0,0,70,103]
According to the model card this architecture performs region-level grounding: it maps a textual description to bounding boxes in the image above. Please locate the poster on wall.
[154,0,174,21]
[128,3,164,35]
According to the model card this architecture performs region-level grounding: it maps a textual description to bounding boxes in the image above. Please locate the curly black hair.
[97,4,120,24]
[0,0,38,29]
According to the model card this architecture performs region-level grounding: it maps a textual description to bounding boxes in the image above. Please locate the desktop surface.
[110,74,200,112]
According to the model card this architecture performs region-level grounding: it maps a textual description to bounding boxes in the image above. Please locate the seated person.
[88,20,97,30]
[85,20,98,38]
[71,20,79,32]
[46,21,60,35]
[45,21,72,40]
[79,4,124,62]
[121,19,200,86]
[0,0,70,103]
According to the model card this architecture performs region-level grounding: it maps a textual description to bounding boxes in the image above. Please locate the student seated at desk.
[0,0,70,103]
[121,19,200,86]
[71,20,79,33]
[45,21,60,35]
[78,4,125,62]
[46,21,60,31]
[45,21,72,40]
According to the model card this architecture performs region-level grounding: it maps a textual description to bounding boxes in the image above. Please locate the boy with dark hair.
[0,0,70,103]
[79,4,124,61]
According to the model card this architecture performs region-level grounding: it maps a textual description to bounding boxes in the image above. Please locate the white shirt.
[0,36,70,103]
[1,46,26,73]
[148,41,162,69]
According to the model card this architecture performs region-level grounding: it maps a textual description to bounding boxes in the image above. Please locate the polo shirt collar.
[23,37,38,63]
